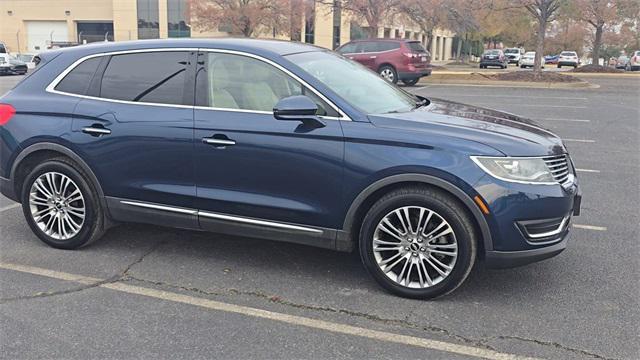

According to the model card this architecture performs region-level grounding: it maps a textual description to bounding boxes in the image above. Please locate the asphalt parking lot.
[1,74,638,359]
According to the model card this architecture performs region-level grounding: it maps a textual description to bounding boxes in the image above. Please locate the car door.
[193,51,345,247]
[69,50,197,229]
[356,42,379,70]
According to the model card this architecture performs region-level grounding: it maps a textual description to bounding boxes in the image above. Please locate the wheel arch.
[339,174,493,255]
[10,142,106,206]
[377,63,396,73]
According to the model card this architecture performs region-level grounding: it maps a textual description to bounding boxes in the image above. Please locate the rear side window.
[54,57,101,95]
[377,42,401,52]
[100,51,188,105]
[406,42,426,53]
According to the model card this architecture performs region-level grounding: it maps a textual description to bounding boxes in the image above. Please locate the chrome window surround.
[120,200,323,234]
[45,47,351,121]
[470,155,576,186]
[516,215,571,245]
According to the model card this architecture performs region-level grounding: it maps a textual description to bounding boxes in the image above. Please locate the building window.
[404,31,410,39]
[137,0,159,39]
[168,0,190,37]
[383,28,391,38]
[332,0,341,49]
[304,1,315,44]
[350,22,368,40]
[77,22,114,43]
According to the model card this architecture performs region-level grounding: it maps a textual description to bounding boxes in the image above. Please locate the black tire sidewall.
[359,191,475,299]
[21,160,100,249]
[402,78,419,86]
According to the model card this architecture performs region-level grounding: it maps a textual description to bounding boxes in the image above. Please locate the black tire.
[378,65,398,84]
[479,64,485,69]
[557,64,561,68]
[573,65,577,69]
[359,186,477,299]
[21,157,104,249]
[402,78,420,86]
[520,65,525,68]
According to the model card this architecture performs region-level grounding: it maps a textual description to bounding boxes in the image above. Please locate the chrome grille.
[543,154,570,184]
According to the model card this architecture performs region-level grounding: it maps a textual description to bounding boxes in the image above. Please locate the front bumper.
[480,59,506,66]
[474,173,580,267]
[558,61,578,66]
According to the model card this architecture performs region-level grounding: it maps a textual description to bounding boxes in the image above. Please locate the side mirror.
[273,95,325,127]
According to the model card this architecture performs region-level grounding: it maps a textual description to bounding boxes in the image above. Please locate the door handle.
[202,135,236,147]
[82,126,111,136]
[369,55,377,59]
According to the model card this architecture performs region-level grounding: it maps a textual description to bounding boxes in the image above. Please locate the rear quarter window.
[406,42,426,52]
[54,57,102,95]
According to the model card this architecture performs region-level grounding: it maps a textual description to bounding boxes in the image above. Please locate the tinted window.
[55,57,101,95]
[100,52,188,105]
[360,42,378,53]
[561,51,576,56]
[377,42,400,52]
[196,52,339,117]
[338,43,357,54]
[504,49,518,54]
[406,42,426,52]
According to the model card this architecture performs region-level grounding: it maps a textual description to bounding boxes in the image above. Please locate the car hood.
[368,98,566,157]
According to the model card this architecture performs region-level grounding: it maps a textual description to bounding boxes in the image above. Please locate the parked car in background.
[557,51,579,68]
[479,49,508,69]
[0,54,28,75]
[544,54,559,65]
[336,39,432,86]
[15,54,37,69]
[615,55,629,70]
[520,52,544,68]
[0,39,581,299]
[0,41,7,53]
[504,48,524,65]
[627,51,640,71]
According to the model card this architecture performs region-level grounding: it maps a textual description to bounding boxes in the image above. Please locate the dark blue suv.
[0,39,581,299]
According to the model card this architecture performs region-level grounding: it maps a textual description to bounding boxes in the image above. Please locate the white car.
[557,51,579,68]
[15,54,37,69]
[627,51,640,71]
[519,52,543,68]
[504,48,524,64]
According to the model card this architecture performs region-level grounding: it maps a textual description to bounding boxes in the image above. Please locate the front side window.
[100,51,188,105]
[54,57,102,95]
[196,52,339,117]
[338,43,357,54]
[287,51,417,114]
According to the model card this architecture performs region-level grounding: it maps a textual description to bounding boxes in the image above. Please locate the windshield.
[17,55,32,62]
[504,49,518,54]
[287,51,418,114]
[485,50,500,55]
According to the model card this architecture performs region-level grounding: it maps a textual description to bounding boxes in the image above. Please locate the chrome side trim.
[198,211,324,234]
[120,200,197,215]
[119,199,323,234]
[45,47,351,121]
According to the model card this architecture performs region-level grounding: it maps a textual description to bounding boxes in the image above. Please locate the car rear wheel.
[402,78,420,86]
[558,64,562,68]
[359,187,476,299]
[21,158,104,249]
[379,65,398,84]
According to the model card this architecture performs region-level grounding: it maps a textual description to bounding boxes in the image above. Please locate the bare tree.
[519,0,564,73]
[191,0,291,38]
[576,0,619,65]
[334,0,401,38]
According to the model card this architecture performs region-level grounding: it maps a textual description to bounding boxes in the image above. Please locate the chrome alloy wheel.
[372,206,458,288]
[29,172,85,240]
[380,68,395,82]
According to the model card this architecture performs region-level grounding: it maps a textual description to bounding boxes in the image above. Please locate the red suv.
[336,39,432,86]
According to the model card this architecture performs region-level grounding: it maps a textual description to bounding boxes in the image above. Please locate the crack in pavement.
[122,275,496,351]
[0,241,164,304]
[487,335,618,360]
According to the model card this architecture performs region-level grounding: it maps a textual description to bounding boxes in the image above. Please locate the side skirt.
[105,197,339,250]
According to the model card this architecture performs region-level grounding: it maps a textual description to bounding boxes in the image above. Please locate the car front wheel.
[21,158,104,249]
[379,65,398,84]
[359,187,476,299]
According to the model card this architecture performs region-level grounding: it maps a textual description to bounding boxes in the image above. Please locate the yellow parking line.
[0,262,540,360]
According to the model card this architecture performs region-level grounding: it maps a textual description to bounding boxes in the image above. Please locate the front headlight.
[471,156,555,184]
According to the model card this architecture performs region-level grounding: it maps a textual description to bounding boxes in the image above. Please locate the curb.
[419,79,598,89]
